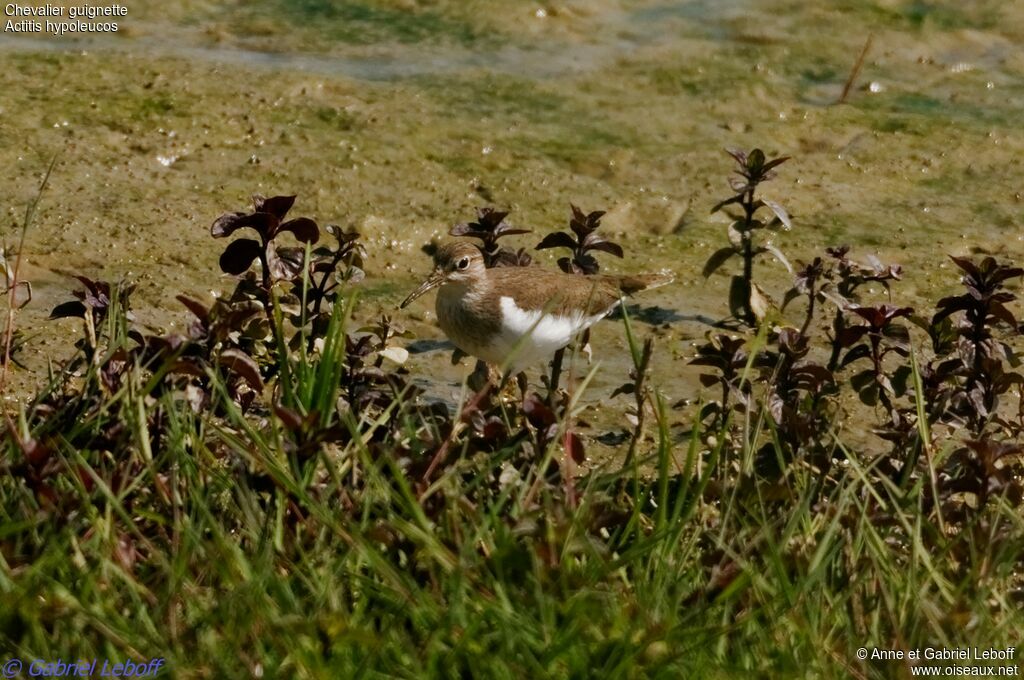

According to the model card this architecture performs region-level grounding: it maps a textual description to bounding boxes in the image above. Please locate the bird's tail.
[616,271,674,296]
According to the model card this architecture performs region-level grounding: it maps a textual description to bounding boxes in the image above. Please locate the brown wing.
[485,267,623,317]
[612,273,674,296]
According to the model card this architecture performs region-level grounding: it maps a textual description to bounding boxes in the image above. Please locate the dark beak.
[400,271,444,308]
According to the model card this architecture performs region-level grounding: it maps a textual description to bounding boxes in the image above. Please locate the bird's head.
[400,242,486,308]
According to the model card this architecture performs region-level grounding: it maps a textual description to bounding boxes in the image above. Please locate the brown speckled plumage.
[402,241,672,370]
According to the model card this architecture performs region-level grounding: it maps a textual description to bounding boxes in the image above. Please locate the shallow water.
[2,0,1023,459]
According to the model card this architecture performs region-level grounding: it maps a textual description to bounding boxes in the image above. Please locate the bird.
[400,241,673,375]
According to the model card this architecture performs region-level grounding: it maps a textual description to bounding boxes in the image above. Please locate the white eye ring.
[457,257,469,270]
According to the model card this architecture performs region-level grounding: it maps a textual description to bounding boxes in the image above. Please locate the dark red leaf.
[698,374,719,387]
[840,343,871,367]
[934,295,973,322]
[850,306,883,327]
[449,224,479,237]
[726,148,747,166]
[167,359,206,378]
[761,156,791,173]
[274,404,305,431]
[219,238,262,275]
[988,302,1019,328]
[66,274,99,294]
[49,300,87,320]
[793,364,834,388]
[267,244,305,281]
[728,176,751,193]
[253,194,296,220]
[711,194,743,215]
[211,211,276,238]
[991,266,1024,285]
[71,276,110,308]
[611,383,636,398]
[478,209,509,225]
[218,349,264,390]
[949,255,980,280]
[535,232,578,251]
[494,226,531,237]
[176,295,210,323]
[966,439,1024,462]
[279,217,320,244]
[585,239,624,258]
[565,432,586,464]
[523,393,557,429]
[18,437,51,466]
[746,148,766,171]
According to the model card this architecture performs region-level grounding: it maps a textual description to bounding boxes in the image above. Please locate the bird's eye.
[457,257,469,270]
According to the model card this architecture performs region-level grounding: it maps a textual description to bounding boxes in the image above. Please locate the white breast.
[495,296,612,371]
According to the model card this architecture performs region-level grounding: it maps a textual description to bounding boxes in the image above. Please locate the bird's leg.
[421,361,499,484]
[516,372,529,404]
[467,359,490,393]
[546,347,565,406]
[579,328,592,364]
[421,373,495,484]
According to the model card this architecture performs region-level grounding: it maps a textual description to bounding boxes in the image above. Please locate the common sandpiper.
[400,241,673,375]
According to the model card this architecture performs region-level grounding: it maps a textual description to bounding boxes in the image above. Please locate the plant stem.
[967,305,988,436]
[800,282,816,336]
[741,189,757,326]
[625,338,654,465]
[1,157,56,397]
[827,310,845,372]
[871,336,894,416]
